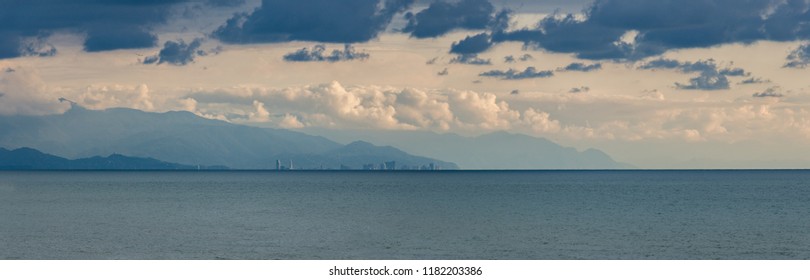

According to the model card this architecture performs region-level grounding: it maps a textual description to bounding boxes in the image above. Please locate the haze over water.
[2,170,809,259]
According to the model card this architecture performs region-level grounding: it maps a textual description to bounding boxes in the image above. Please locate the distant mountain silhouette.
[301,129,634,169]
[0,106,456,170]
[0,147,212,170]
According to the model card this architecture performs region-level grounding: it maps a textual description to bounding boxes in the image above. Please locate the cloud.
[83,29,158,53]
[279,114,305,128]
[0,0,186,58]
[213,0,413,44]
[570,86,590,93]
[559,62,602,72]
[248,100,271,122]
[675,71,730,90]
[179,82,807,142]
[637,58,682,70]
[503,53,534,64]
[185,81,507,131]
[182,81,568,133]
[283,44,370,62]
[403,0,500,38]
[450,33,494,54]
[718,68,748,77]
[493,13,633,60]
[206,0,247,7]
[0,67,67,115]
[784,43,810,68]
[478,0,810,60]
[752,87,784,98]
[479,67,554,80]
[79,84,155,111]
[19,37,57,57]
[639,58,748,90]
[143,39,205,66]
[449,54,492,65]
[500,53,536,64]
[639,58,746,75]
[739,77,770,84]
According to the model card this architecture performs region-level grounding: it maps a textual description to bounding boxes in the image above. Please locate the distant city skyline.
[2,0,810,168]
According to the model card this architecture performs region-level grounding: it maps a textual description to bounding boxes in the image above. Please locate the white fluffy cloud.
[0,68,68,115]
[4,68,810,147]
[79,84,155,111]
[187,81,551,133]
[184,81,810,144]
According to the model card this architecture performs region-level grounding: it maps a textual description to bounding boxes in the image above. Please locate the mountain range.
[0,147,212,170]
[0,105,456,170]
[301,129,634,169]
[0,105,631,169]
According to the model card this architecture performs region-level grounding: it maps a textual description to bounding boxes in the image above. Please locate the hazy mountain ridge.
[300,129,633,169]
[0,106,456,170]
[0,147,209,170]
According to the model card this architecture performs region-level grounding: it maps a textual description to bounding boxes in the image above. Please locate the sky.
[1,0,810,168]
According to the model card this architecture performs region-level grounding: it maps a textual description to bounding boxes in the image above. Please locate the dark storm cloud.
[784,43,810,68]
[474,0,810,60]
[214,0,413,44]
[494,13,633,60]
[403,0,502,38]
[479,66,554,80]
[450,33,494,54]
[752,87,784,97]
[559,62,602,72]
[283,44,370,62]
[83,28,158,52]
[143,38,205,66]
[450,54,492,65]
[0,0,186,58]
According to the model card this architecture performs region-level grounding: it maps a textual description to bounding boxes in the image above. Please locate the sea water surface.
[1,170,809,259]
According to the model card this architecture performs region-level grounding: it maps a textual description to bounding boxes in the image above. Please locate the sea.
[1,170,809,260]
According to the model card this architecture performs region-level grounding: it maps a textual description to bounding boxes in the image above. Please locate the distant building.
[385,161,396,170]
[276,160,281,170]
